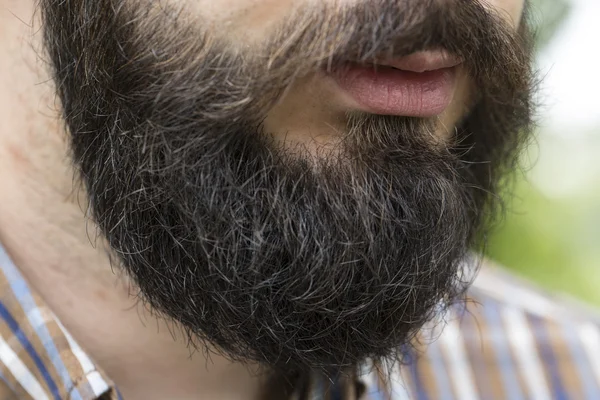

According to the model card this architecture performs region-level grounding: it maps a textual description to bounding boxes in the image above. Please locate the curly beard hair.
[41,0,535,380]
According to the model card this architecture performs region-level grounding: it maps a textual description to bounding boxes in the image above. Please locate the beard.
[41,0,535,379]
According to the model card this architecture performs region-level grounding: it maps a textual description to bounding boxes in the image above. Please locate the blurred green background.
[486,0,600,305]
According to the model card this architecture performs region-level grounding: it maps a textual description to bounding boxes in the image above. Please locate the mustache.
[42,0,533,131]
[260,0,532,95]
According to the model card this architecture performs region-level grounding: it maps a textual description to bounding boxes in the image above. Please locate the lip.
[327,50,462,117]
[380,50,463,73]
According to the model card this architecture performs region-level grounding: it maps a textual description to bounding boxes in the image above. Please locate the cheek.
[189,0,297,42]
[484,0,525,27]
[483,0,526,27]
[437,67,475,140]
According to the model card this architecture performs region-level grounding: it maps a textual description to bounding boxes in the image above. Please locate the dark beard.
[41,0,535,379]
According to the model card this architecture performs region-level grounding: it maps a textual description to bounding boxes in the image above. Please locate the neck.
[0,2,264,399]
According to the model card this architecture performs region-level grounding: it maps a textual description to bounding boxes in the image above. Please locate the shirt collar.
[0,244,119,400]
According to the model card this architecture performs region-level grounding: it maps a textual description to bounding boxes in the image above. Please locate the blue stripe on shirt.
[405,348,429,400]
[0,247,83,400]
[423,337,454,400]
[482,298,525,400]
[528,314,569,400]
[0,301,61,400]
[561,324,600,400]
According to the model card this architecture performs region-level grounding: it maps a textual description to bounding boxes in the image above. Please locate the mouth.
[327,50,463,117]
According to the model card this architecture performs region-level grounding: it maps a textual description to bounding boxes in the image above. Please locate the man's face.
[41,0,533,379]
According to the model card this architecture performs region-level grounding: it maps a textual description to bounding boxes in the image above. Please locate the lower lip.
[329,64,458,117]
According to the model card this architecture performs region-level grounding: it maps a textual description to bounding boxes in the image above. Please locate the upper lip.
[377,50,463,73]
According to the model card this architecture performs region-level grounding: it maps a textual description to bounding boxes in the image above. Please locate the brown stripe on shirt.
[528,313,585,399]
[0,274,63,399]
[459,298,507,399]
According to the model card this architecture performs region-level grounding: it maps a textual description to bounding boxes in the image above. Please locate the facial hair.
[41,0,535,378]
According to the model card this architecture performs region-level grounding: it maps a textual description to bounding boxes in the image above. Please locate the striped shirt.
[1,244,600,400]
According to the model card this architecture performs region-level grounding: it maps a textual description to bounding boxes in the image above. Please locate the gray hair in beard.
[41,0,535,380]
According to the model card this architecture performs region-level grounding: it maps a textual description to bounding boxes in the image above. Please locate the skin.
[0,0,525,399]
